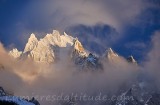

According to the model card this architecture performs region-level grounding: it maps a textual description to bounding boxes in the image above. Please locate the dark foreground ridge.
[0,87,40,105]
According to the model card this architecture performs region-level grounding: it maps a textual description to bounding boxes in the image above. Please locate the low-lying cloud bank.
[0,31,160,105]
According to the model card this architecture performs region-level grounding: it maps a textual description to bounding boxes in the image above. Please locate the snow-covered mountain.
[9,30,75,63]
[9,30,137,67]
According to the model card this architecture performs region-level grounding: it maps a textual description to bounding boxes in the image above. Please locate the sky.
[0,0,160,62]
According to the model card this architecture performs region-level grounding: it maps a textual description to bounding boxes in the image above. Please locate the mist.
[0,41,139,105]
[0,32,160,105]
[0,30,160,105]
[143,31,160,90]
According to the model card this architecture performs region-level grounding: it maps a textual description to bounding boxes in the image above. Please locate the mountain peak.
[52,30,61,38]
[24,33,38,53]
[64,32,68,36]
[53,30,60,34]
[9,30,76,63]
[44,30,71,47]
[73,39,85,52]
[108,48,114,53]
[52,30,61,41]
[106,48,118,57]
[8,30,138,66]
[127,55,137,63]
[30,33,37,39]
[71,38,87,62]
[102,48,119,62]
[28,33,38,43]
[9,48,22,58]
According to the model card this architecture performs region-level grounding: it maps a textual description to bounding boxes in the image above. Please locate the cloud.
[7,0,151,51]
[0,41,139,105]
[21,0,149,32]
[66,24,119,54]
[143,31,160,89]
[0,43,24,93]
[1,0,156,53]
[1,29,160,104]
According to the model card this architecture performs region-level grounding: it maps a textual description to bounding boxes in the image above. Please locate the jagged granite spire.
[9,48,22,58]
[9,30,76,63]
[127,55,137,64]
[24,33,38,53]
[104,48,119,60]
[73,39,85,53]
[8,30,138,66]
